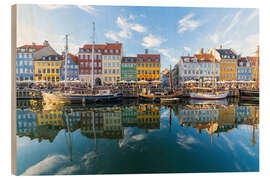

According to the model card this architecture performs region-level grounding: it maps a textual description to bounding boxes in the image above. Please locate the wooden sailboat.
[189,57,229,100]
[139,65,182,102]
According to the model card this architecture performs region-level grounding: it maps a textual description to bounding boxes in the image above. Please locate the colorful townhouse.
[33,55,64,84]
[161,68,170,88]
[16,109,37,137]
[237,57,252,81]
[60,53,79,81]
[16,41,48,82]
[121,57,137,81]
[178,51,219,82]
[102,43,123,84]
[247,45,259,84]
[137,50,161,81]
[209,46,238,81]
[137,104,160,130]
[78,44,104,86]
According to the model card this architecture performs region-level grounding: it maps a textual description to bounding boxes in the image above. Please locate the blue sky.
[17,4,259,70]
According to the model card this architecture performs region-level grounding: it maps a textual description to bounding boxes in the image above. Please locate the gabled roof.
[63,53,79,65]
[17,44,46,53]
[79,43,122,55]
[33,46,59,60]
[34,55,63,61]
[216,49,237,57]
[247,56,259,66]
[137,54,160,63]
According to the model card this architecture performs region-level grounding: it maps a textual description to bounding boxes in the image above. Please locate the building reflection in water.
[16,99,259,159]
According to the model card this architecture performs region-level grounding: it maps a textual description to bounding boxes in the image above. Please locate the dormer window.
[49,56,52,60]
[110,49,113,53]
[184,58,190,62]
[80,49,84,53]
[42,57,46,60]
[116,49,119,53]
[130,58,134,62]
[124,57,128,62]
[98,49,101,53]
[86,49,90,52]
[147,58,151,62]
[155,58,159,62]
[104,49,108,53]
[139,58,144,62]
[192,58,197,62]
[240,62,243,66]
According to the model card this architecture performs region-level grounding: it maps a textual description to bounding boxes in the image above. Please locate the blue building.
[16,41,48,82]
[16,109,37,138]
[60,53,79,81]
[237,57,253,81]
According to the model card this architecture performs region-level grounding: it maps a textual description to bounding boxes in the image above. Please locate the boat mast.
[91,22,95,91]
[212,57,216,90]
[65,34,69,87]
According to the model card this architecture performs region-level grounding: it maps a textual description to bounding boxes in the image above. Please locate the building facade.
[16,42,47,82]
[78,44,104,86]
[33,55,64,84]
[137,51,160,81]
[60,53,79,81]
[237,57,252,81]
[102,43,123,84]
[121,57,137,81]
[161,68,170,88]
[209,47,238,81]
[178,53,219,82]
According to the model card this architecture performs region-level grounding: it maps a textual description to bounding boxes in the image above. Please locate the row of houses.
[16,41,161,85]
[168,46,259,88]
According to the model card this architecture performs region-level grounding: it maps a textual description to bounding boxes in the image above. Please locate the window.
[139,58,143,62]
[147,58,151,62]
[138,63,140,67]
[157,64,159,67]
[138,70,140,74]
[104,49,108,53]
[110,49,113,53]
[116,49,119,53]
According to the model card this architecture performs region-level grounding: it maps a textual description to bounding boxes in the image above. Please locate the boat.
[189,57,229,100]
[160,98,180,103]
[239,89,259,102]
[42,91,70,104]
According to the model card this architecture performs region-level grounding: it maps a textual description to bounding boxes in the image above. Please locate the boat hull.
[189,91,228,100]
[69,94,123,103]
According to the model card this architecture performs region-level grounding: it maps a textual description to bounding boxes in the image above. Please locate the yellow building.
[37,110,64,127]
[217,104,236,128]
[247,46,259,87]
[34,55,63,85]
[137,104,160,129]
[102,43,123,84]
[137,51,161,81]
[209,46,238,81]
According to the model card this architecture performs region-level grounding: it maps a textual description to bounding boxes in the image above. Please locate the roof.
[33,46,60,60]
[238,57,251,67]
[137,54,160,63]
[122,57,137,63]
[216,49,237,58]
[63,53,79,65]
[247,56,259,66]
[161,69,170,75]
[33,55,63,61]
[17,44,46,53]
[181,54,218,63]
[79,43,122,55]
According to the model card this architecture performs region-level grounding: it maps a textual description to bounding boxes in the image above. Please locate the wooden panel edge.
[11,4,17,176]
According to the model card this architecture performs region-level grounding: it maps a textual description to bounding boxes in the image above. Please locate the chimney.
[219,44,223,49]
[32,42,36,46]
[43,40,49,47]
[199,48,204,55]
[62,51,65,56]
[145,49,148,54]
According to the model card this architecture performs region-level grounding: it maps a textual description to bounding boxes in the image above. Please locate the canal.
[16,98,259,175]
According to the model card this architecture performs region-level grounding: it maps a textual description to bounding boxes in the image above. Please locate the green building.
[121,57,137,81]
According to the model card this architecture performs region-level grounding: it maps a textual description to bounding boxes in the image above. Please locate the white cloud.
[21,154,70,175]
[76,5,96,15]
[106,16,146,41]
[178,13,201,33]
[105,31,121,42]
[176,132,199,150]
[184,46,191,52]
[38,4,68,10]
[130,24,147,33]
[156,48,179,64]
[141,34,165,48]
[224,11,242,34]
[246,9,259,24]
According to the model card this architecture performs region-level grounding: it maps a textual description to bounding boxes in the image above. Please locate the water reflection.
[16,98,259,174]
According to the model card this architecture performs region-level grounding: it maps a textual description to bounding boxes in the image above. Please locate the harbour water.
[16,98,259,175]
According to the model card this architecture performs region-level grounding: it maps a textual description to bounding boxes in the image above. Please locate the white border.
[1,0,269,179]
